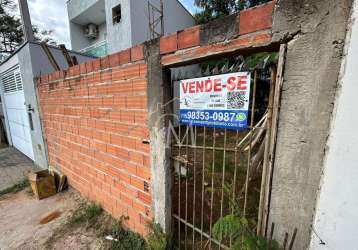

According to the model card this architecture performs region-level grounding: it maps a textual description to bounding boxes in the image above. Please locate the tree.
[0,0,23,55]
[0,0,57,61]
[194,0,271,24]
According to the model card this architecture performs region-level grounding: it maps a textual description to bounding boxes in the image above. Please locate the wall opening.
[112,4,122,25]
[167,51,279,248]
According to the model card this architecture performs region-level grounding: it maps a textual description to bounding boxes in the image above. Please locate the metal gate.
[169,52,282,249]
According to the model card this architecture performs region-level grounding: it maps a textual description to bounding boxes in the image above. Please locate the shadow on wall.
[0,117,8,147]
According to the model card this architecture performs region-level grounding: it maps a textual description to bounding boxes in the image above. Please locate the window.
[1,65,23,93]
[112,4,121,24]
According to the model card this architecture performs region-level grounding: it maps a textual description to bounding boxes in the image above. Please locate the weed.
[0,178,29,197]
[146,221,170,250]
[67,203,103,227]
[212,191,279,250]
[46,202,163,250]
[105,216,147,250]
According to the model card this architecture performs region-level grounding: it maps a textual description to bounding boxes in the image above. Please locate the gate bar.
[200,127,206,247]
[219,129,228,249]
[191,126,198,248]
[178,125,182,249]
[208,128,216,249]
[243,70,258,216]
[173,214,229,250]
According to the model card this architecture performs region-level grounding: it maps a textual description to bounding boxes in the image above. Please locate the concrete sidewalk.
[0,147,38,191]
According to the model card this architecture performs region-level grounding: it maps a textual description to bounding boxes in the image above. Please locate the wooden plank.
[262,43,287,235]
[40,42,60,71]
[71,56,78,66]
[59,44,74,67]
[257,65,276,235]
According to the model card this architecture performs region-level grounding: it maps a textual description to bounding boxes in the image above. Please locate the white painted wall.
[0,42,94,167]
[0,54,20,148]
[310,1,358,249]
[69,22,91,51]
[130,0,195,47]
[68,0,195,55]
[105,0,132,54]
[69,19,107,52]
[67,0,99,20]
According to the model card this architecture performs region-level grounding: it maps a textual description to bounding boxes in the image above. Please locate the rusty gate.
[168,48,286,249]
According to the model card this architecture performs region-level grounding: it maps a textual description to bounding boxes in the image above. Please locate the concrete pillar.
[145,39,172,233]
[268,0,353,249]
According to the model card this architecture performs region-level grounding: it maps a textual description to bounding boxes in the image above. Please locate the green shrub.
[213,215,279,250]
[146,222,169,250]
[108,217,147,250]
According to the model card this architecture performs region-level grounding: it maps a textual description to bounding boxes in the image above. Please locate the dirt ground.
[0,188,104,250]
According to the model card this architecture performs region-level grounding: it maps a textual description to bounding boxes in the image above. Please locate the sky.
[22,0,201,49]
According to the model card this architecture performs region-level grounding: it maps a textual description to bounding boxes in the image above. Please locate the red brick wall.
[37,1,275,236]
[160,1,275,66]
[38,46,151,235]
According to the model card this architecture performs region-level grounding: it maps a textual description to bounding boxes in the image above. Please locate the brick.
[126,96,147,109]
[132,79,147,93]
[113,96,126,106]
[91,140,107,152]
[109,52,120,67]
[120,192,133,207]
[161,31,271,66]
[239,1,274,35]
[127,207,140,222]
[133,200,149,215]
[160,33,178,54]
[137,191,151,205]
[119,49,131,64]
[93,59,101,71]
[131,45,144,62]
[120,110,135,123]
[115,147,129,160]
[40,74,49,84]
[79,63,87,74]
[139,64,147,77]
[252,31,272,44]
[123,161,137,176]
[135,140,150,153]
[100,56,110,69]
[129,151,144,165]
[178,26,200,50]
[136,166,151,181]
[121,136,136,149]
[85,60,94,72]
[130,175,145,191]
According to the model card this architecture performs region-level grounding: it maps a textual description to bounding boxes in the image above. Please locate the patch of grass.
[46,202,151,250]
[0,178,29,197]
[68,203,103,227]
[146,222,169,250]
[44,202,104,249]
[104,216,147,250]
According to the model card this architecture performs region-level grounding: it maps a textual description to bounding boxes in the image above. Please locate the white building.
[309,0,358,249]
[0,41,94,168]
[67,0,195,57]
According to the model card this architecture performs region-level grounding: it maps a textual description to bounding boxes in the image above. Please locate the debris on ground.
[28,170,57,200]
[39,210,62,225]
[0,186,149,249]
[0,178,29,197]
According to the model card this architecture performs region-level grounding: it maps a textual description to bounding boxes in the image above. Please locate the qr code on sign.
[227,91,246,109]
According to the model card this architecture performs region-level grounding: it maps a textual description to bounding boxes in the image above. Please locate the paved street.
[0,147,38,191]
